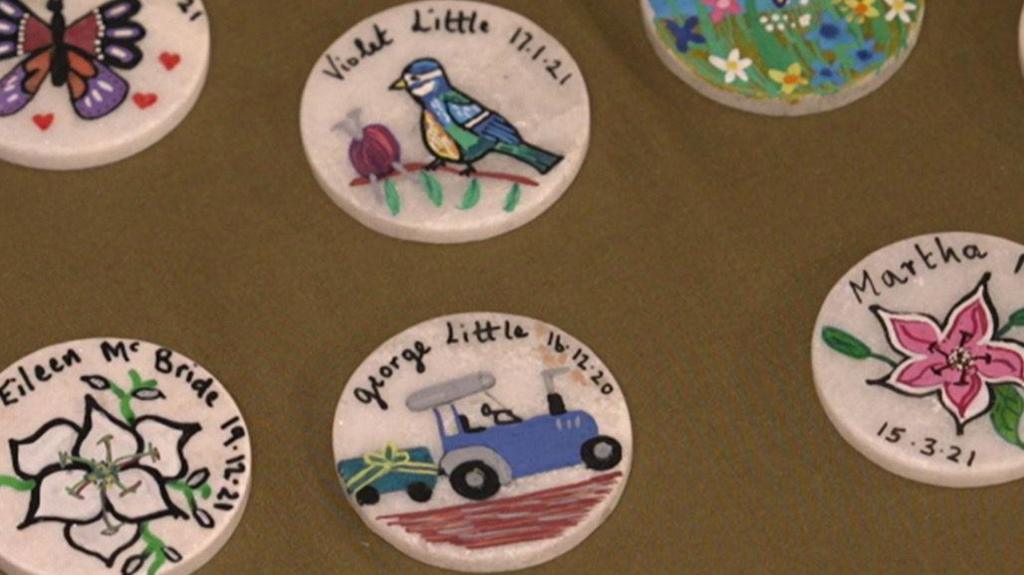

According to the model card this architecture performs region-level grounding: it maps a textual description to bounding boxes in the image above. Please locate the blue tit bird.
[389,58,563,176]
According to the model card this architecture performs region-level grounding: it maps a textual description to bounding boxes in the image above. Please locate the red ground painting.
[377,471,622,550]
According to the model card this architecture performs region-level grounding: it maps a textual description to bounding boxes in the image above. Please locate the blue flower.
[852,40,884,72]
[665,16,706,54]
[806,12,853,51]
[811,61,846,88]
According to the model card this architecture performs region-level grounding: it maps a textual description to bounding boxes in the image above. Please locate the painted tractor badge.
[339,368,622,505]
[406,368,622,501]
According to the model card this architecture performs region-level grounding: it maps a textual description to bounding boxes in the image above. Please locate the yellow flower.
[768,63,809,95]
[843,0,880,23]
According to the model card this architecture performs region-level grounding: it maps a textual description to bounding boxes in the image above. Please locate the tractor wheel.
[407,481,433,503]
[355,486,380,506]
[581,436,622,471]
[449,461,501,501]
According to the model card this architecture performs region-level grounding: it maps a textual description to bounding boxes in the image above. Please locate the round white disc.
[0,0,210,170]
[301,1,590,243]
[640,0,925,116]
[813,233,1024,487]
[0,339,251,575]
[333,312,632,571]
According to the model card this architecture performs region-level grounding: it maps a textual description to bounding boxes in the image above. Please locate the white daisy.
[709,48,753,84]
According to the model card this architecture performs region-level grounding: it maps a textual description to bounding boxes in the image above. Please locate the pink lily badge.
[871,274,1024,433]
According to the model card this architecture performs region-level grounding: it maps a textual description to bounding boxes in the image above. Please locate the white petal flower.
[25,469,105,525]
[10,392,200,567]
[134,417,199,480]
[74,398,140,463]
[709,49,752,84]
[11,420,79,478]
[106,468,176,523]
[884,0,917,23]
[66,520,141,568]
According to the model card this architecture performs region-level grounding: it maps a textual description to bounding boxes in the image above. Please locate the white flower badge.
[1,371,215,574]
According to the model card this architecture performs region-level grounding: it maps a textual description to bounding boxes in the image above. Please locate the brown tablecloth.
[2,0,1022,573]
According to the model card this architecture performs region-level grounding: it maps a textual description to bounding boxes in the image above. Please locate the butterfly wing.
[65,49,127,119]
[0,0,53,61]
[0,49,51,116]
[65,0,145,69]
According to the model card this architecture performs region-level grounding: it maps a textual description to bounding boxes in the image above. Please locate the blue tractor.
[406,368,622,501]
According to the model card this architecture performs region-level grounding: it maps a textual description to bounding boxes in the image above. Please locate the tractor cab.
[406,369,622,501]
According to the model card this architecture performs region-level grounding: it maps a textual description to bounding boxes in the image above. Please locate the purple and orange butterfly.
[0,0,145,120]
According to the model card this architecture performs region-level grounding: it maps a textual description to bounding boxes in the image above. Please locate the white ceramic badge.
[641,0,925,115]
[301,1,590,243]
[813,233,1024,487]
[0,339,251,575]
[0,0,210,170]
[333,313,631,572]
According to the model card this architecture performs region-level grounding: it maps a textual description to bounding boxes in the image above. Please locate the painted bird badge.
[390,58,563,177]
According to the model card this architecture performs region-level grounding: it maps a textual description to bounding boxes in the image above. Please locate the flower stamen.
[947,347,975,373]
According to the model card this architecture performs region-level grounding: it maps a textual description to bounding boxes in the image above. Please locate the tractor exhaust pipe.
[542,368,571,416]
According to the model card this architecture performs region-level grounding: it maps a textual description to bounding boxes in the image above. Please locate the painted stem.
[351,162,539,188]
[996,322,1021,339]
[141,523,167,575]
[869,353,899,368]
[168,480,212,511]
[0,475,35,491]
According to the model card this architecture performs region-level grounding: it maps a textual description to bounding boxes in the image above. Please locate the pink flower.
[873,276,1024,433]
[703,0,744,23]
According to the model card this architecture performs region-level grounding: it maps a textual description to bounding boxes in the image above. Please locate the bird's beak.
[390,78,407,91]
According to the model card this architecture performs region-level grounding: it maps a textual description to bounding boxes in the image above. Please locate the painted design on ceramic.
[340,367,623,547]
[301,1,588,243]
[334,314,631,570]
[334,57,560,217]
[0,340,249,575]
[823,273,1024,444]
[0,0,147,122]
[0,374,211,574]
[648,0,921,101]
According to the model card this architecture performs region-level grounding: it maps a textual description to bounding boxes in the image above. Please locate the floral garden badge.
[0,339,250,574]
[332,313,632,571]
[0,0,210,170]
[812,233,1024,487]
[300,1,590,243]
[641,0,924,115]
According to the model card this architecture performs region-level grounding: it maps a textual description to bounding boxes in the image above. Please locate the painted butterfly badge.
[0,0,145,120]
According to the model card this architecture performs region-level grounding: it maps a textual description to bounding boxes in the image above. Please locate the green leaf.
[991,384,1024,449]
[998,308,1024,337]
[384,180,401,216]
[821,327,872,360]
[458,179,481,210]
[503,183,522,213]
[420,172,443,207]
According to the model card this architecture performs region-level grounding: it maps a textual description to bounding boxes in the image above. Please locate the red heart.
[32,113,54,131]
[133,93,158,110]
[159,52,181,71]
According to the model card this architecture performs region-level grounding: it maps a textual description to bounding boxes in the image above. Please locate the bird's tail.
[494,142,563,175]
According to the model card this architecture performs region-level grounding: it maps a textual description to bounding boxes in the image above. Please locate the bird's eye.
[410,76,419,82]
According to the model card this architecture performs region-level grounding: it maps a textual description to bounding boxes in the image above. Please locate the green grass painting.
[651,0,920,103]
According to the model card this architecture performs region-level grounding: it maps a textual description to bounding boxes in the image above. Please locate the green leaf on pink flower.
[991,384,1024,449]
[822,327,872,360]
[997,308,1024,337]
